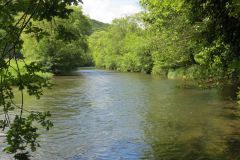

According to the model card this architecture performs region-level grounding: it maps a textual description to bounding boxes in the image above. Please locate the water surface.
[1,69,240,160]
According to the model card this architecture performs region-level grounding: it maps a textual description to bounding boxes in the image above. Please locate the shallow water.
[1,69,240,160]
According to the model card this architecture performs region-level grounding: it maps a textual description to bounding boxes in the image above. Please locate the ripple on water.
[2,69,240,160]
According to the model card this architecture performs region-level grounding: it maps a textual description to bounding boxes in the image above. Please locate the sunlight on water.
[1,69,240,160]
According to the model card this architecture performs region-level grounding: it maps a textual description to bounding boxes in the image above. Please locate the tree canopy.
[1,0,240,159]
[89,14,153,73]
[89,0,240,82]
[0,0,84,159]
[22,6,92,74]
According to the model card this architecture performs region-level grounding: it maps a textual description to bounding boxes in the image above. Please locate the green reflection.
[143,85,240,160]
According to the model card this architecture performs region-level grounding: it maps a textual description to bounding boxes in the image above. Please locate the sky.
[81,0,142,23]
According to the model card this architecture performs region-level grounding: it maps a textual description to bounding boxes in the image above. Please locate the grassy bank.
[8,59,53,79]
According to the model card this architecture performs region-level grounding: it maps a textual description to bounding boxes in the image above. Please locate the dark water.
[1,69,240,160]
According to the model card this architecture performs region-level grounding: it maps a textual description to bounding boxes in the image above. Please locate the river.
[1,68,240,160]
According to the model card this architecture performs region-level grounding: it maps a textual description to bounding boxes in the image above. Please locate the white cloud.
[81,0,141,23]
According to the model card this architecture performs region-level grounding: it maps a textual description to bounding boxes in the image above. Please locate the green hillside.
[91,19,109,32]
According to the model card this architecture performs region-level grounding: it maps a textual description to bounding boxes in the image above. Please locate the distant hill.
[91,19,109,32]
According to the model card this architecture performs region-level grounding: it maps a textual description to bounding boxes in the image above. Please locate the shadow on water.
[217,81,240,101]
[2,69,240,160]
[142,81,240,160]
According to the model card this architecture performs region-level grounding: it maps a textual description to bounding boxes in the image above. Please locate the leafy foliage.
[89,0,240,84]
[89,14,153,73]
[185,0,240,79]
[4,112,53,160]
[22,6,92,74]
[0,0,82,159]
[138,0,240,81]
[90,19,109,32]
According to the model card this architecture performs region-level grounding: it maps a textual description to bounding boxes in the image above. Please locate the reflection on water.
[1,69,240,160]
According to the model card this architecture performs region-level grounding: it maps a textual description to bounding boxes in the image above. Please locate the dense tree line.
[89,15,153,73]
[89,0,240,82]
[22,6,92,74]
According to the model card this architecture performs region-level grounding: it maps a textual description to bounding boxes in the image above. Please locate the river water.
[1,69,240,160]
